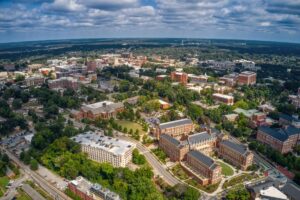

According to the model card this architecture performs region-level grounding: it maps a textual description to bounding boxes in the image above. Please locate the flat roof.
[72,131,135,156]
[159,118,193,129]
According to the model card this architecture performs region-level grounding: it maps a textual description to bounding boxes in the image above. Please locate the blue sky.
[0,0,300,43]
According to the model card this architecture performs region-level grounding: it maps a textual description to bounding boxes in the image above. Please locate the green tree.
[12,98,22,109]
[30,159,39,170]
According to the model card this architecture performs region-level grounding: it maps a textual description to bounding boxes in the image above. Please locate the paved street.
[22,184,46,200]
[118,135,180,186]
[0,146,71,200]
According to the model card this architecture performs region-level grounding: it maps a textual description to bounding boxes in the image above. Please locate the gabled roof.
[160,134,188,147]
[258,126,300,142]
[188,132,215,145]
[188,150,218,170]
[220,140,249,155]
[159,118,193,129]
[258,126,289,141]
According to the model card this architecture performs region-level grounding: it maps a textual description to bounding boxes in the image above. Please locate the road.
[118,135,180,186]
[66,115,180,186]
[0,173,28,200]
[21,184,46,200]
[0,146,71,200]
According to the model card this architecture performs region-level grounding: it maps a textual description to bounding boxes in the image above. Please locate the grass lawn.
[223,173,258,189]
[116,120,146,135]
[171,164,190,180]
[217,161,234,176]
[186,179,220,193]
[0,176,9,197]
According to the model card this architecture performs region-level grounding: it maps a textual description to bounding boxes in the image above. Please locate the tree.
[12,99,22,109]
[132,149,146,165]
[226,187,250,200]
[183,186,200,200]
[30,159,39,170]
[187,104,203,121]
[15,74,25,82]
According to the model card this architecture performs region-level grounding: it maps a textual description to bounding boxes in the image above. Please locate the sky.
[0,0,300,43]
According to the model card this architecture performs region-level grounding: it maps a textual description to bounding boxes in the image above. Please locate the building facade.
[69,176,121,200]
[170,71,188,85]
[212,93,234,105]
[153,118,194,139]
[72,132,135,167]
[185,150,222,185]
[218,140,253,170]
[48,77,79,90]
[72,101,124,120]
[257,126,300,154]
[238,71,257,85]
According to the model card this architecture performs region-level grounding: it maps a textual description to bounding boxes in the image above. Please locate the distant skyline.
[1,0,300,43]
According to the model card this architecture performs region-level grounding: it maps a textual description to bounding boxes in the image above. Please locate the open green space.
[217,161,234,176]
[185,179,220,193]
[223,173,258,189]
[0,176,9,197]
[171,164,190,180]
[116,120,146,134]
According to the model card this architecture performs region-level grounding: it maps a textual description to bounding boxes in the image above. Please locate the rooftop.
[188,150,218,170]
[188,132,215,145]
[82,101,124,114]
[220,140,249,155]
[72,131,135,156]
[239,71,256,75]
[282,183,300,200]
[159,118,193,129]
[258,126,300,142]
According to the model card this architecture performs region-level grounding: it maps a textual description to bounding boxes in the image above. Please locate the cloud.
[0,0,300,42]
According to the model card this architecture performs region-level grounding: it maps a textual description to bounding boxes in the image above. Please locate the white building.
[72,132,135,167]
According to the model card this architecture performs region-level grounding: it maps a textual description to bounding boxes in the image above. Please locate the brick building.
[279,114,300,128]
[68,176,120,200]
[48,77,79,90]
[170,71,188,85]
[153,118,194,139]
[159,131,218,162]
[238,71,257,85]
[25,76,45,87]
[218,140,254,170]
[184,150,222,185]
[159,134,189,161]
[72,101,124,120]
[212,93,234,105]
[257,125,300,154]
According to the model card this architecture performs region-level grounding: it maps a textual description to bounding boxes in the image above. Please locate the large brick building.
[184,150,222,185]
[257,125,300,154]
[237,71,257,85]
[159,134,189,161]
[159,131,218,162]
[72,101,124,120]
[218,140,254,170]
[170,71,188,85]
[48,77,79,90]
[153,118,194,139]
[212,93,234,105]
